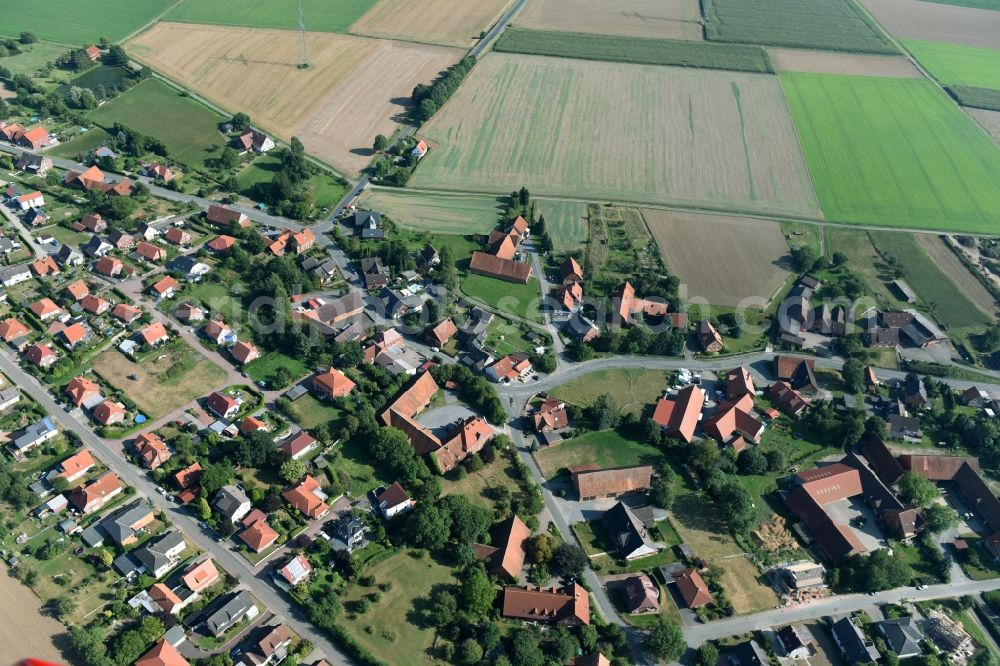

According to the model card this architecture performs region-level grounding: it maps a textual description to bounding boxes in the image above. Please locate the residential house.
[84,236,114,260]
[240,416,269,435]
[830,617,880,664]
[94,256,123,277]
[26,343,57,368]
[30,256,60,277]
[411,140,428,160]
[240,517,279,553]
[726,367,755,399]
[774,356,819,394]
[312,367,356,399]
[236,624,292,666]
[201,590,259,637]
[652,385,705,443]
[145,163,174,181]
[136,433,171,470]
[151,276,180,299]
[64,165,107,191]
[276,554,312,587]
[206,391,240,419]
[486,353,533,383]
[614,281,680,327]
[769,381,810,417]
[92,399,126,426]
[204,320,236,346]
[533,397,568,433]
[24,207,49,227]
[282,475,328,519]
[17,126,50,150]
[875,618,923,659]
[903,374,929,409]
[231,341,260,365]
[375,481,415,520]
[354,210,384,240]
[673,568,713,608]
[697,320,723,352]
[622,574,659,614]
[65,375,102,408]
[475,515,529,580]
[0,317,30,343]
[8,417,58,458]
[164,227,191,246]
[29,297,62,321]
[182,558,220,593]
[137,321,169,347]
[963,387,990,408]
[14,153,52,175]
[280,431,317,460]
[79,213,107,233]
[565,311,600,343]
[135,529,186,578]
[0,387,20,411]
[571,465,653,501]
[502,583,589,626]
[112,303,142,324]
[206,204,250,228]
[727,641,770,666]
[135,639,190,666]
[0,264,31,286]
[360,256,389,289]
[55,244,84,267]
[136,241,167,263]
[602,501,657,560]
[174,302,205,323]
[777,625,815,659]
[167,255,211,282]
[82,500,154,547]
[213,485,252,524]
[234,130,275,153]
[702,395,764,445]
[426,318,458,348]
[68,471,122,514]
[330,515,367,555]
[419,245,439,270]
[888,414,923,441]
[81,294,109,315]
[207,235,236,254]
[174,462,202,501]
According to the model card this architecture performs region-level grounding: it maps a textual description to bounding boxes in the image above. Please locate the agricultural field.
[920,0,1000,8]
[902,40,1000,89]
[515,0,703,41]
[780,73,1000,232]
[549,368,672,416]
[859,0,1000,49]
[534,429,665,480]
[0,572,66,663]
[952,87,1000,112]
[349,0,514,47]
[644,209,793,306]
[88,78,227,172]
[968,108,1000,147]
[412,54,820,217]
[869,231,992,328]
[128,23,461,174]
[294,40,462,174]
[164,0,377,33]
[537,199,588,253]
[0,0,169,44]
[91,343,227,419]
[357,188,503,235]
[767,48,920,77]
[704,0,895,54]
[914,235,998,318]
[825,228,909,310]
[494,28,774,73]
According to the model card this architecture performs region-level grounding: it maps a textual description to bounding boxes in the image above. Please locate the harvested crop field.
[412,54,820,217]
[915,234,998,318]
[902,40,1000,89]
[350,0,513,47]
[165,0,376,33]
[781,73,1000,232]
[859,0,1000,49]
[768,48,920,77]
[128,23,460,174]
[968,108,1000,147]
[537,199,589,253]
[357,188,503,234]
[644,209,792,306]
[705,0,895,54]
[295,40,462,174]
[515,0,703,41]
[0,0,170,45]
[0,571,66,663]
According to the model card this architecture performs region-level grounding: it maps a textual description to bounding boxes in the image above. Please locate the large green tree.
[646,618,686,662]
[897,471,938,507]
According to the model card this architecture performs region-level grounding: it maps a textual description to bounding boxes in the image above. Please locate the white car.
[154,486,166,495]
[429,347,440,353]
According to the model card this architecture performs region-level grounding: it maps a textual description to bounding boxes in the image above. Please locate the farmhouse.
[475,514,530,580]
[15,153,52,175]
[770,381,810,417]
[602,501,656,560]
[652,385,705,443]
[614,281,679,327]
[469,251,533,283]
[570,464,653,501]
[697,320,724,352]
[774,356,818,394]
[727,367,755,399]
[206,204,250,228]
[17,126,51,150]
[702,394,764,445]
[234,130,275,153]
[502,583,589,626]
[312,367,356,399]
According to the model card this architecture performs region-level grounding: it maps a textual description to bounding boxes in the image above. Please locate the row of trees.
[411,56,475,121]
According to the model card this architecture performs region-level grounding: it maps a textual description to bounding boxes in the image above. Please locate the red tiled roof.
[241,520,278,552]
[136,638,190,666]
[174,462,202,490]
[0,317,29,341]
[502,583,589,625]
[572,465,653,499]
[61,322,89,346]
[282,475,326,518]
[112,303,141,323]
[469,251,532,283]
[673,568,713,608]
[94,257,123,276]
[313,368,355,398]
[182,559,220,592]
[65,375,100,406]
[230,341,259,364]
[651,385,705,443]
[151,275,179,295]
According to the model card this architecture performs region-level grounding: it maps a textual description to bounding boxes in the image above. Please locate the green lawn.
[485,318,538,357]
[183,278,247,324]
[244,351,309,386]
[238,154,348,211]
[0,0,171,44]
[49,128,112,159]
[780,73,1000,232]
[574,520,616,556]
[320,439,384,497]
[869,231,991,329]
[549,368,671,416]
[903,40,1000,90]
[89,78,228,172]
[534,428,665,480]
[164,0,377,33]
[461,274,543,323]
[340,549,456,665]
[537,199,588,254]
[0,43,74,81]
[358,188,503,235]
[291,394,344,431]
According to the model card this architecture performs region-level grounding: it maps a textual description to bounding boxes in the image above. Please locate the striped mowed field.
[537,199,589,253]
[902,40,1000,89]
[412,53,820,217]
[357,188,504,235]
[781,73,1000,232]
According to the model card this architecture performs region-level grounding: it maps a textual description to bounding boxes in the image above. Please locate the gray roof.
[213,485,250,518]
[55,245,84,264]
[831,617,881,664]
[134,529,184,573]
[81,525,105,548]
[602,501,655,559]
[875,618,922,658]
[113,552,141,576]
[96,500,153,545]
[83,236,112,257]
[728,640,769,666]
[331,516,366,553]
[354,210,381,228]
[11,418,56,452]
[203,590,255,636]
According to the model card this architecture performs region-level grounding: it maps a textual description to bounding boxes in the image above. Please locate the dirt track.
[860,0,1000,48]
[0,571,67,663]
[768,48,921,77]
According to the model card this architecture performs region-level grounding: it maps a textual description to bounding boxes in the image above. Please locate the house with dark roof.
[603,501,656,560]
[777,625,814,659]
[875,618,923,658]
[213,485,252,524]
[830,616,880,664]
[727,640,769,666]
[135,529,186,578]
[200,590,258,637]
[565,311,600,343]
[82,500,155,547]
[774,356,819,394]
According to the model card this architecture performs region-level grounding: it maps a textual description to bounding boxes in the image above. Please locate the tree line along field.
[356,188,504,235]
[780,73,1000,233]
[88,78,228,172]
[348,0,515,47]
[411,53,820,218]
[494,28,774,74]
[515,0,703,41]
[164,0,377,33]
[902,40,1000,89]
[644,209,793,307]
[0,0,170,44]
[704,0,896,54]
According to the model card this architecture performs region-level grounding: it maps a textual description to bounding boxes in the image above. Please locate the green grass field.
[869,231,991,328]
[781,73,1000,232]
[237,155,348,210]
[537,199,588,254]
[0,43,73,82]
[550,368,671,416]
[0,0,170,44]
[705,0,895,54]
[244,351,309,386]
[165,0,377,32]
[49,128,111,158]
[903,40,1000,89]
[461,274,543,323]
[534,428,665,479]
[495,28,774,73]
[358,188,504,235]
[89,78,227,172]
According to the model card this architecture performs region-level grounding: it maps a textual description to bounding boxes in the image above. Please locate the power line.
[298,0,310,69]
